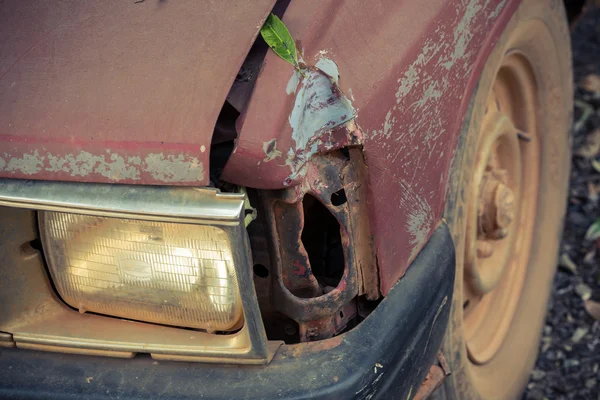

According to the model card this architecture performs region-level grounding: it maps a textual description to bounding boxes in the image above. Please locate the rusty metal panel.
[0,0,275,185]
[222,0,519,294]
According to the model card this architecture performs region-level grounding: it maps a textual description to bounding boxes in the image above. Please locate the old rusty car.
[0,0,572,398]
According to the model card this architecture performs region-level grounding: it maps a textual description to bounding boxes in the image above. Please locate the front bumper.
[0,223,455,400]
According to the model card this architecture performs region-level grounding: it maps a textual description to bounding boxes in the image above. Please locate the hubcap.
[463,54,540,366]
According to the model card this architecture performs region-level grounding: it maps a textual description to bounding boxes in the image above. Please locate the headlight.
[40,212,242,331]
[0,179,276,364]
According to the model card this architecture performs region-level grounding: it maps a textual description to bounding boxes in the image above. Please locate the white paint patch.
[410,80,444,109]
[487,0,507,20]
[45,151,140,180]
[286,70,301,95]
[288,68,351,150]
[0,150,204,183]
[382,110,396,140]
[144,153,204,183]
[439,0,484,70]
[4,150,43,175]
[315,57,340,84]
[285,58,356,184]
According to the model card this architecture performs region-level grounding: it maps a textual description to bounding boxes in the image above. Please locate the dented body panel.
[0,0,275,185]
[223,0,519,294]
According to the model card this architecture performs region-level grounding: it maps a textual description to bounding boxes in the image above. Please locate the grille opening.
[301,195,344,289]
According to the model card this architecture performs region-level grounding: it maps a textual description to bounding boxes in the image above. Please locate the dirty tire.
[437,1,572,399]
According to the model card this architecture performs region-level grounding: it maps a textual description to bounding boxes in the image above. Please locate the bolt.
[306,327,319,338]
[284,324,297,336]
[493,183,515,230]
[489,228,509,240]
[478,169,515,239]
[477,241,494,258]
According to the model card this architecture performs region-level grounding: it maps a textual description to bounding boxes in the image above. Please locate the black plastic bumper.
[0,223,455,400]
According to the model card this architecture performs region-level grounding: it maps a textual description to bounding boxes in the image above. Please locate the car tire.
[436,0,572,399]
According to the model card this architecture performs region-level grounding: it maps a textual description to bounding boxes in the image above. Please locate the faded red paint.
[223,0,519,294]
[1,0,521,296]
[0,0,275,185]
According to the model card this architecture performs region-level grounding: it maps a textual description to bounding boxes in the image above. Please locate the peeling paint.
[0,150,204,183]
[284,56,357,185]
[315,57,340,84]
[440,0,483,70]
[144,153,204,183]
[286,70,301,95]
[263,138,282,162]
[366,0,504,273]
[487,0,507,20]
[3,150,43,175]
[44,151,140,180]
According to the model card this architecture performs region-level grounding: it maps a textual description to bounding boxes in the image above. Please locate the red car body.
[0,0,517,295]
[0,1,523,398]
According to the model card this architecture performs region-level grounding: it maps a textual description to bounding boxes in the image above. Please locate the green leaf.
[585,219,600,241]
[260,14,298,69]
[592,158,600,174]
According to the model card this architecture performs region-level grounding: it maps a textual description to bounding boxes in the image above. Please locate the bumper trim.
[0,222,455,400]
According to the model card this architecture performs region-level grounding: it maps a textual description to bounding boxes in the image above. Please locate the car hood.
[0,0,275,186]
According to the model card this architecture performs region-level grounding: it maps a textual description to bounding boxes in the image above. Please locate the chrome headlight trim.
[0,178,278,364]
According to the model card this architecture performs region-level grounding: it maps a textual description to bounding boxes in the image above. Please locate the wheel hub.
[478,167,515,239]
[462,54,540,367]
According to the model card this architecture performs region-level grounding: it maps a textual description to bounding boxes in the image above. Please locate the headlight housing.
[41,212,242,332]
[0,179,276,364]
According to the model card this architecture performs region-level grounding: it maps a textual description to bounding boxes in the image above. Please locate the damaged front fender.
[223,59,360,188]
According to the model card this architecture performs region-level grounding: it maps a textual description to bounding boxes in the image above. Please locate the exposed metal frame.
[0,179,279,364]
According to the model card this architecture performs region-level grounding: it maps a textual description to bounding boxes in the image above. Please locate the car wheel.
[437,0,572,399]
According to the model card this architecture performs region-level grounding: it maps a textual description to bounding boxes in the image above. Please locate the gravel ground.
[523,7,600,400]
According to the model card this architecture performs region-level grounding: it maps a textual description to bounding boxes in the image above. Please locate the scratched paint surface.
[222,0,518,294]
[366,0,508,265]
[0,0,275,185]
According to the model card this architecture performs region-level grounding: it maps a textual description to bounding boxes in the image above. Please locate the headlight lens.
[40,211,243,332]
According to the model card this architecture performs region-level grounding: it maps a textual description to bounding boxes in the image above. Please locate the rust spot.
[413,365,445,400]
[282,335,344,359]
[263,138,282,162]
